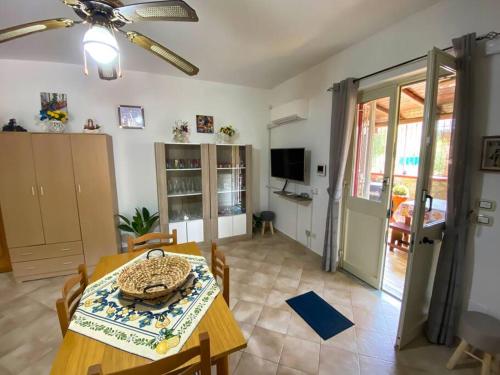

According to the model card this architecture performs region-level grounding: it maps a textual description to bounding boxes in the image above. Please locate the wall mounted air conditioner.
[270,99,308,125]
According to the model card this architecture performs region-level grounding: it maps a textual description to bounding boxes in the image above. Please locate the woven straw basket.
[117,249,191,299]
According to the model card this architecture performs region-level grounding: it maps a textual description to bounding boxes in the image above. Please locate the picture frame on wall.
[118,105,145,129]
[480,135,500,172]
[196,115,214,133]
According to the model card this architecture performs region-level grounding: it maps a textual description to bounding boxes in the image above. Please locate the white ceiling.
[0,0,440,88]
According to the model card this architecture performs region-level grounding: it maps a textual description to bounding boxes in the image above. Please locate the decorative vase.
[218,133,233,144]
[48,120,65,133]
[173,133,189,143]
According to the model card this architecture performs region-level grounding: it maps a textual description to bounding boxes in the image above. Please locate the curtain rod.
[326,31,498,92]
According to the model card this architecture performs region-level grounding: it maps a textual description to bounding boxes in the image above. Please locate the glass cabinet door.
[164,144,204,222]
[216,145,247,217]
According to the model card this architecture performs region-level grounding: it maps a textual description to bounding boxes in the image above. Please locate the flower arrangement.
[172,120,190,142]
[218,125,236,137]
[40,109,68,123]
[392,184,409,196]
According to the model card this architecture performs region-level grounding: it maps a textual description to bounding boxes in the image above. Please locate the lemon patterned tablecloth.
[68,251,220,361]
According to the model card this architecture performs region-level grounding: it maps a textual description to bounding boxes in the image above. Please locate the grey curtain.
[426,33,476,345]
[322,78,359,272]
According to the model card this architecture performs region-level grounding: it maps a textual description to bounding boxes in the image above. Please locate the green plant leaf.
[118,224,134,233]
[118,215,131,226]
[142,207,150,221]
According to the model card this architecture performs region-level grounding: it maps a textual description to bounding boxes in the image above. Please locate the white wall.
[0,59,270,219]
[269,0,500,318]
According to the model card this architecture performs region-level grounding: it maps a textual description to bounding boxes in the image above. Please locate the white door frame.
[396,48,456,349]
[340,84,399,289]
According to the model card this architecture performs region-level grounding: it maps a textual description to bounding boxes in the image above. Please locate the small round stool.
[260,211,275,235]
[447,311,500,375]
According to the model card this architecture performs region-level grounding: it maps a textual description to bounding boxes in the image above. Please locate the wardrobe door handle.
[39,186,44,196]
[31,186,36,196]
[77,184,82,193]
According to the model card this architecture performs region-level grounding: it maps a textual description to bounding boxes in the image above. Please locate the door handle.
[381,177,390,192]
[420,236,434,245]
[423,193,433,212]
[31,186,36,196]
[39,185,44,196]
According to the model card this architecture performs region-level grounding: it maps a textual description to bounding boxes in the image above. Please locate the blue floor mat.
[286,291,354,340]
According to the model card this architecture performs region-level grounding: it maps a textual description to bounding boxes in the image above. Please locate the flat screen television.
[271,148,306,182]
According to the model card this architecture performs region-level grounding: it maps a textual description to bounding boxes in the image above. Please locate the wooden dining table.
[50,242,246,375]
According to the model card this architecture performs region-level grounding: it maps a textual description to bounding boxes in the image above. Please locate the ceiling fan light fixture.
[83,24,119,64]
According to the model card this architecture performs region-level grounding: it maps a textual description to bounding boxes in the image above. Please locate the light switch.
[477,214,494,226]
[478,199,496,211]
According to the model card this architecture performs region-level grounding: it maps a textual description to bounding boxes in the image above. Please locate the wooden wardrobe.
[0,133,120,281]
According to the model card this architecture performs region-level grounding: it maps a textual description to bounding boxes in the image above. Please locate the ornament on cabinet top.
[39,92,68,133]
[172,120,190,143]
[2,118,27,132]
[83,119,101,133]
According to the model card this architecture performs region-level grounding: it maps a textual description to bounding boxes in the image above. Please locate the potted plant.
[118,207,159,240]
[217,125,236,143]
[172,120,190,143]
[392,184,409,213]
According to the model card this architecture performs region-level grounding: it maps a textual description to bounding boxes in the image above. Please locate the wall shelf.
[218,189,246,194]
[217,167,246,170]
[273,190,312,204]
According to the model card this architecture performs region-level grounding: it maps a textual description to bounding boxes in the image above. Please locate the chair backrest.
[211,242,229,304]
[127,230,177,253]
[56,264,89,336]
[87,332,211,375]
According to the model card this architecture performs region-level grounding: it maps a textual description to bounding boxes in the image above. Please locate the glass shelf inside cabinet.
[165,144,203,222]
[216,145,246,217]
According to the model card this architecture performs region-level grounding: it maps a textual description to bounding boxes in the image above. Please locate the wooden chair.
[56,264,89,336]
[127,230,177,253]
[211,242,230,305]
[87,332,211,375]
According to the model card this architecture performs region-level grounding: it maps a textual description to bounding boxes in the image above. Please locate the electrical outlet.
[305,230,311,237]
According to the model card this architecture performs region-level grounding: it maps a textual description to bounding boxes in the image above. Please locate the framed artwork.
[40,92,68,114]
[118,105,145,129]
[196,115,214,133]
[480,136,500,172]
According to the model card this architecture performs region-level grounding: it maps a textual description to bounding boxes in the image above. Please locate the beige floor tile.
[358,355,427,375]
[352,306,389,333]
[273,276,300,294]
[278,266,303,281]
[277,365,309,374]
[238,322,255,340]
[297,280,324,295]
[232,300,264,325]
[321,326,358,353]
[265,289,294,312]
[355,327,397,363]
[245,326,286,363]
[279,335,320,374]
[228,350,243,374]
[319,345,360,375]
[234,352,279,375]
[257,306,292,334]
[286,313,321,343]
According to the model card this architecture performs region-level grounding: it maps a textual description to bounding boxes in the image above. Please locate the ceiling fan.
[0,0,200,80]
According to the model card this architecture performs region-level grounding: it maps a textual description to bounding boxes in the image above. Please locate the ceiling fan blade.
[61,0,80,6]
[115,1,198,22]
[0,18,75,44]
[125,31,199,76]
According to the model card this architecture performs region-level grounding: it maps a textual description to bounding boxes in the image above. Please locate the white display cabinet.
[155,143,210,244]
[210,144,252,242]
